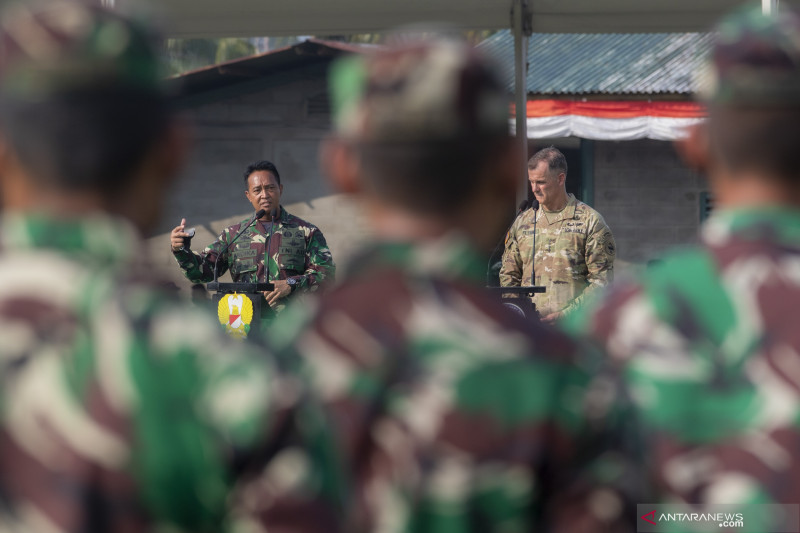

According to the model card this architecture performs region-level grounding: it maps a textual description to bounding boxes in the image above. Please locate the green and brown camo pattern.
[173,206,335,300]
[500,194,615,317]
[0,212,338,533]
[331,39,508,143]
[259,233,639,533]
[565,208,800,524]
[0,0,166,98]
[700,5,800,105]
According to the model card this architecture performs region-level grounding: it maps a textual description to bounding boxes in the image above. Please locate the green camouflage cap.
[0,0,165,98]
[699,4,800,105]
[330,38,509,143]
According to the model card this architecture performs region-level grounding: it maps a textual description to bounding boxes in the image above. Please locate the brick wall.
[592,139,707,274]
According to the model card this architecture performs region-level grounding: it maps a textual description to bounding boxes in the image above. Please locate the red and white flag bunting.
[511,100,707,141]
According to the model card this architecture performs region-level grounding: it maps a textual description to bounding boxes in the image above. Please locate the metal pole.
[580,140,595,206]
[512,0,531,205]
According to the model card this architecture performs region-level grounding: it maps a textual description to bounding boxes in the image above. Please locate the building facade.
[149,34,713,296]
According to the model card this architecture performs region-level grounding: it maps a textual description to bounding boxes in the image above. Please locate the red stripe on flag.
[511,100,707,119]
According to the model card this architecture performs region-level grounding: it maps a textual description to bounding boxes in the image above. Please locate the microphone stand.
[484,198,545,320]
[207,209,272,335]
[531,201,539,287]
[212,208,266,284]
[265,209,277,283]
[485,198,534,286]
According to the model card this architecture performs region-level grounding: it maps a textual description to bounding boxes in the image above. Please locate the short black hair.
[243,160,281,186]
[0,85,171,194]
[528,146,567,177]
[709,105,800,183]
[357,137,508,215]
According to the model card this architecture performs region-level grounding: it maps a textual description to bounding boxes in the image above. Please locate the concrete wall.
[143,64,706,294]
[592,139,707,276]
[145,64,372,293]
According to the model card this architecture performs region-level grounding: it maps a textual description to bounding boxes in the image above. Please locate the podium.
[486,286,545,320]
[207,281,274,340]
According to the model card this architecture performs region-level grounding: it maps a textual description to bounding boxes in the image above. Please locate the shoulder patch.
[600,231,615,256]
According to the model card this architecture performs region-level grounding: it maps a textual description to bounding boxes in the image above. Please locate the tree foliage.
[163,31,495,76]
[164,38,257,76]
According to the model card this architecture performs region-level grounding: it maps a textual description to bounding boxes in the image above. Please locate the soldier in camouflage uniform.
[171,159,335,317]
[258,37,638,533]
[564,5,800,526]
[0,1,336,531]
[500,146,615,322]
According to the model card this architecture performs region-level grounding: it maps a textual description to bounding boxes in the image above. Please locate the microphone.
[531,199,539,288]
[212,209,266,283]
[265,209,277,283]
[517,197,539,213]
[486,198,537,286]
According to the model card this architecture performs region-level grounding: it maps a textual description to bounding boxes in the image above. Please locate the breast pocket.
[230,258,258,280]
[278,244,305,272]
[557,231,587,279]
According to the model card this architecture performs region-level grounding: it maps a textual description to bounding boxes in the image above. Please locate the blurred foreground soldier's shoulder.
[260,36,639,533]
[0,2,332,532]
[564,5,800,523]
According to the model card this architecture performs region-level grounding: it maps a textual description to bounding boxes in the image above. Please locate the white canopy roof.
[152,0,763,39]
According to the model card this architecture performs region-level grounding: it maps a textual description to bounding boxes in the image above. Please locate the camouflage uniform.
[0,3,338,532]
[261,38,638,533]
[0,212,339,532]
[566,208,800,515]
[173,206,335,315]
[500,193,615,317]
[270,235,634,533]
[564,6,800,526]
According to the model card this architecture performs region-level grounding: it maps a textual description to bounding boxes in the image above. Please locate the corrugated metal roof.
[479,31,713,95]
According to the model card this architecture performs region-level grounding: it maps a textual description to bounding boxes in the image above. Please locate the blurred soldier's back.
[565,5,800,527]
[258,37,637,533]
[0,1,333,531]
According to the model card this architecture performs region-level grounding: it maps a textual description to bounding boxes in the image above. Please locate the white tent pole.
[762,0,778,15]
[512,0,531,205]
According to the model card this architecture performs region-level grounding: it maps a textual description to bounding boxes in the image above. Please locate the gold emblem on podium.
[217,293,254,339]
